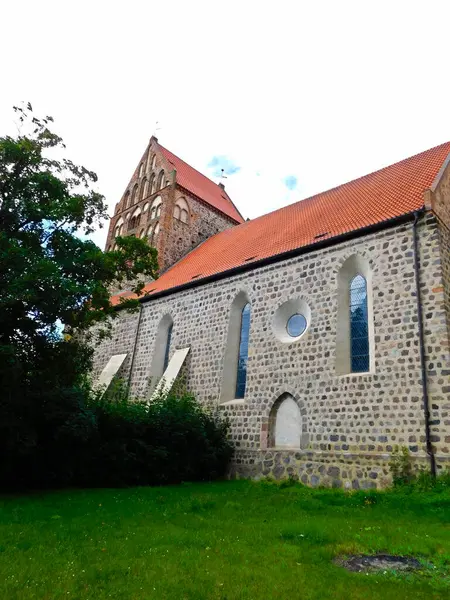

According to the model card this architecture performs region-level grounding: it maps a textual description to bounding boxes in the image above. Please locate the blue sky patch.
[208,155,241,177]
[284,175,298,191]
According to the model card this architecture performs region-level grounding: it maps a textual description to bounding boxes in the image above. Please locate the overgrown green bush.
[388,445,414,486]
[0,372,233,490]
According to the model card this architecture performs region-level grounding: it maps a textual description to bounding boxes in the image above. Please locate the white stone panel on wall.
[95,353,127,391]
[150,347,190,400]
[274,396,301,448]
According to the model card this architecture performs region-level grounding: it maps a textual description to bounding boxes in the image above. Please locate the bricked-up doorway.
[268,393,302,449]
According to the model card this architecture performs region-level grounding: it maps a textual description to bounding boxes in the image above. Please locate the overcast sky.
[2,0,449,248]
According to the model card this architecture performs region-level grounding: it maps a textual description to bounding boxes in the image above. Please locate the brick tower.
[105,136,244,274]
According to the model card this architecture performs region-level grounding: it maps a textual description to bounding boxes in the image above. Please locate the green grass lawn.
[0,480,449,600]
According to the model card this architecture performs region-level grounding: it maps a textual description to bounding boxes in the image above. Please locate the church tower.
[105,136,244,274]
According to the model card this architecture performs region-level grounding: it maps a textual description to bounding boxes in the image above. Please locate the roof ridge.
[110,139,450,305]
[229,140,450,226]
[157,141,223,190]
[302,140,450,202]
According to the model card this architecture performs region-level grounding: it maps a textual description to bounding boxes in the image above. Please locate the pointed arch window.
[124,191,130,209]
[140,178,148,200]
[150,174,156,195]
[147,222,160,246]
[221,293,252,403]
[115,217,124,238]
[129,207,141,230]
[158,170,165,190]
[131,184,138,205]
[235,303,251,399]
[139,163,144,177]
[163,323,173,372]
[150,196,162,220]
[151,154,157,170]
[269,393,302,448]
[149,314,174,393]
[336,255,374,375]
[350,274,370,373]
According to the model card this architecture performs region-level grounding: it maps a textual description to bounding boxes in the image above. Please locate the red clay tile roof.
[158,143,244,224]
[112,141,450,305]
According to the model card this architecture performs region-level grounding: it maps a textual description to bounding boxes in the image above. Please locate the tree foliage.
[0,103,158,348]
[0,104,160,479]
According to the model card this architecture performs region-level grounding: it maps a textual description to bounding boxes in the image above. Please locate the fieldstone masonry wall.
[92,215,450,488]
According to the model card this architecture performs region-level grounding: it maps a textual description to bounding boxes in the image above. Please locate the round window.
[273,298,311,343]
[286,314,307,337]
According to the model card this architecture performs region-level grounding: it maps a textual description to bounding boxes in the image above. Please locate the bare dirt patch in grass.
[337,554,422,573]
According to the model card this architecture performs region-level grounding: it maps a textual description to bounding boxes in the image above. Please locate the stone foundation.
[230,450,449,489]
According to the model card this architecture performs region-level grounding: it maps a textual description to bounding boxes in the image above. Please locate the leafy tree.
[0,104,158,475]
[0,103,158,345]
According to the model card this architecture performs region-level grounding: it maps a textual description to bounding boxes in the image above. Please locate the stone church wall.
[92,216,450,488]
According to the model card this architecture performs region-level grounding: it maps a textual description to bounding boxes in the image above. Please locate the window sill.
[336,371,374,379]
[220,399,245,406]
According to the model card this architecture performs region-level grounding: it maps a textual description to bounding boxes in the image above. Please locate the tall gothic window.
[163,323,173,372]
[149,314,174,394]
[235,303,251,399]
[336,255,373,375]
[220,292,251,403]
[350,274,370,373]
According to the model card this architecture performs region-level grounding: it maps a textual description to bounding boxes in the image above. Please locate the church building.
[93,135,450,489]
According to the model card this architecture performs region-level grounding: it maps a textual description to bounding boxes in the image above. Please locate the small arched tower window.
[124,191,130,209]
[139,163,144,177]
[129,207,141,230]
[131,184,138,205]
[158,170,165,190]
[152,222,160,244]
[140,178,148,200]
[336,255,374,374]
[114,217,124,238]
[147,223,160,246]
[150,174,156,195]
[268,393,302,449]
[173,197,190,224]
[151,154,157,170]
[220,292,251,403]
[149,314,174,393]
[150,196,162,220]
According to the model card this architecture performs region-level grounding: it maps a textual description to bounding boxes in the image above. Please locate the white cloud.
[2,0,450,249]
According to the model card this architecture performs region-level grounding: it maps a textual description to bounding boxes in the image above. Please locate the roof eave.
[133,209,424,306]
